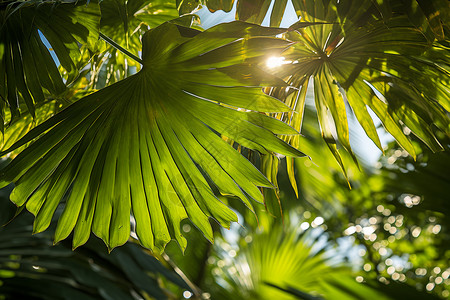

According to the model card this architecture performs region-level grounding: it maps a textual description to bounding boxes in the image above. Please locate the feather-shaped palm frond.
[0,21,306,252]
[0,0,100,128]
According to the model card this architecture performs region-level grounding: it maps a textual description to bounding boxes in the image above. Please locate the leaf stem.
[162,252,203,298]
[99,32,143,65]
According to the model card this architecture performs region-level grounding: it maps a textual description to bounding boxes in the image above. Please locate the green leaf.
[199,0,288,27]
[370,0,392,23]
[176,0,202,15]
[0,21,305,252]
[261,154,283,218]
[0,101,58,154]
[270,0,288,27]
[236,0,272,25]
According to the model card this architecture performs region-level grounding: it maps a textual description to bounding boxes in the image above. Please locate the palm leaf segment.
[0,0,100,128]
[0,21,305,252]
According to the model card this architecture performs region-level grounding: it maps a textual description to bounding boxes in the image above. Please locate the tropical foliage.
[0,210,191,300]
[0,0,449,299]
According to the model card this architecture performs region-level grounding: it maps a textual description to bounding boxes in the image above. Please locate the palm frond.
[177,0,289,27]
[0,20,306,252]
[268,0,449,180]
[0,101,58,154]
[186,0,450,202]
[208,222,390,300]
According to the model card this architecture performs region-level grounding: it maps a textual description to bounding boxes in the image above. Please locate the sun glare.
[266,56,290,68]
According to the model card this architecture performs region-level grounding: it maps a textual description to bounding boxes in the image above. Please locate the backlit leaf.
[0,21,305,252]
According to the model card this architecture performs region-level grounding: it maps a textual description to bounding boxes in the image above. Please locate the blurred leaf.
[293,121,450,298]
[164,219,213,288]
[0,211,190,300]
[208,221,392,300]
[375,137,450,225]
[364,281,441,300]
[264,283,324,300]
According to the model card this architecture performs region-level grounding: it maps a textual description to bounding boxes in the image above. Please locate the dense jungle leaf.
[0,20,305,252]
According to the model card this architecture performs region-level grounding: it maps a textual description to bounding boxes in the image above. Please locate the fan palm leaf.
[179,0,450,197]
[0,20,306,252]
[208,222,393,300]
[185,0,450,41]
[0,101,57,153]
[267,0,450,182]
